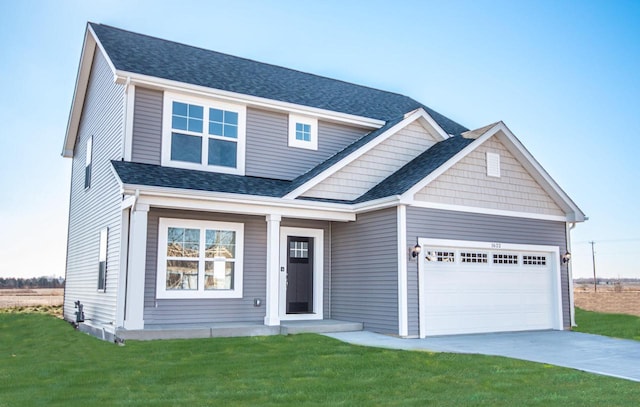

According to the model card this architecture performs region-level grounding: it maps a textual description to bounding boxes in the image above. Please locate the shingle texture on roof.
[89,23,467,136]
[111,161,291,197]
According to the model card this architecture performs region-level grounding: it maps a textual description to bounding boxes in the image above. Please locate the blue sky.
[0,0,638,279]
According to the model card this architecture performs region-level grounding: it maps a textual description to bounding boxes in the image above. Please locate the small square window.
[288,114,318,150]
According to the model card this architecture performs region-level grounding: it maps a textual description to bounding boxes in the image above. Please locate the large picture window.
[157,218,244,299]
[162,93,246,175]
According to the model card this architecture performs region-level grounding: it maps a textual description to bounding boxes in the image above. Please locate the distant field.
[574,283,640,317]
[0,288,64,308]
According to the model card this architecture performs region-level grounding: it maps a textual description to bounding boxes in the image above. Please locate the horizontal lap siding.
[281,218,330,318]
[131,87,162,164]
[331,208,398,334]
[245,107,367,180]
[64,50,124,326]
[143,209,267,325]
[406,207,570,334]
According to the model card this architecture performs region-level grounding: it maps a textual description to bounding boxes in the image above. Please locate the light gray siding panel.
[331,208,398,334]
[131,87,163,164]
[405,207,570,336]
[64,50,125,327]
[245,107,368,180]
[144,209,267,325]
[281,218,331,318]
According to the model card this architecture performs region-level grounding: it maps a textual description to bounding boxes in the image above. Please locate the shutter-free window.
[98,228,108,291]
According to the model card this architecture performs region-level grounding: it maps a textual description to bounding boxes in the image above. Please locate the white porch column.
[123,203,149,330]
[264,214,281,326]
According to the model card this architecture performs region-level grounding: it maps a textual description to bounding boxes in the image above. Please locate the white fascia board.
[493,123,586,222]
[410,108,450,140]
[114,71,384,129]
[284,110,429,199]
[62,28,98,157]
[123,184,356,221]
[408,200,570,222]
[401,121,586,222]
[352,195,402,213]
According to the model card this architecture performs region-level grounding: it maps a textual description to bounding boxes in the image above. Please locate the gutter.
[567,222,577,327]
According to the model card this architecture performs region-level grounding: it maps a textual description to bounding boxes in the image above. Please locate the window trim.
[97,227,108,292]
[156,218,244,299]
[161,92,246,175]
[288,114,318,150]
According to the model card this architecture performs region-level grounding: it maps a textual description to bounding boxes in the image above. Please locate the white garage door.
[419,239,562,337]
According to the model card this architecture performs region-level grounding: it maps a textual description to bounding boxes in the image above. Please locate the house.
[62,23,585,342]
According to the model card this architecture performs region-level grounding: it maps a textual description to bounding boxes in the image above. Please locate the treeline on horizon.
[0,277,65,289]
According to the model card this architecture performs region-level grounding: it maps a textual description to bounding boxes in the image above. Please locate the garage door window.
[460,252,488,263]
[523,255,547,266]
[493,253,518,265]
[425,250,455,262]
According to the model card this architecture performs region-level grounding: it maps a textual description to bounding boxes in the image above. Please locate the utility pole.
[589,241,597,292]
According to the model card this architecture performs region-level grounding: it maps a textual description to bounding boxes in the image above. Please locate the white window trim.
[156,218,244,299]
[288,114,318,150]
[161,91,246,175]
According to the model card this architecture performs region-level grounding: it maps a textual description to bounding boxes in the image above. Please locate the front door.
[286,236,314,313]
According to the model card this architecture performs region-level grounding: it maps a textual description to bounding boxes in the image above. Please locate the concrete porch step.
[280,319,363,335]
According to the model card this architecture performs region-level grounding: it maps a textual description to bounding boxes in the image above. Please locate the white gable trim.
[401,121,586,222]
[407,200,569,222]
[284,109,449,199]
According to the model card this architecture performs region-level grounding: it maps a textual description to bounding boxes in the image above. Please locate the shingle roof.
[89,23,468,136]
[111,161,291,197]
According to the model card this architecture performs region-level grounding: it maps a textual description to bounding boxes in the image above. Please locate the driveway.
[325,330,640,382]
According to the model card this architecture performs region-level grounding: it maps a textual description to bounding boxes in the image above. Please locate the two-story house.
[62,23,585,342]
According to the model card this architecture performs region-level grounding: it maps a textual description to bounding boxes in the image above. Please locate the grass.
[1,313,639,406]
[574,307,640,341]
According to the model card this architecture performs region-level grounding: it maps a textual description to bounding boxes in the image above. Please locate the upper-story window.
[162,92,246,175]
[288,114,318,150]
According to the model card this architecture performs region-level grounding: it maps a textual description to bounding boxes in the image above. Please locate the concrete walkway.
[324,330,640,382]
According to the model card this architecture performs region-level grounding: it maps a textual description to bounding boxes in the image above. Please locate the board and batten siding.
[331,208,399,334]
[245,107,369,180]
[131,87,163,165]
[281,218,331,318]
[303,122,440,201]
[414,136,564,216]
[405,206,570,336]
[64,50,125,327]
[144,209,267,325]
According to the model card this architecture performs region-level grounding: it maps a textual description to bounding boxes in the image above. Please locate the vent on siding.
[486,152,500,177]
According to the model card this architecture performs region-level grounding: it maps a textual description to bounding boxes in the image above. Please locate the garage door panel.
[421,243,558,336]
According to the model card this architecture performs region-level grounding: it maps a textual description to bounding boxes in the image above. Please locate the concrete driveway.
[325,330,640,382]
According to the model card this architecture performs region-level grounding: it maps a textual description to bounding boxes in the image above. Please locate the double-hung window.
[288,114,318,150]
[162,93,246,175]
[157,218,244,299]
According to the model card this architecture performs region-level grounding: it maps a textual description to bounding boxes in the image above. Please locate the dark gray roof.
[111,161,291,197]
[89,23,467,136]
[354,136,475,202]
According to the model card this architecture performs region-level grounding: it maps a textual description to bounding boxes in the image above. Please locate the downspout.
[566,222,577,327]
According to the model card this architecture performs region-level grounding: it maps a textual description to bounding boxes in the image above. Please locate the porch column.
[264,214,281,326]
[123,203,149,330]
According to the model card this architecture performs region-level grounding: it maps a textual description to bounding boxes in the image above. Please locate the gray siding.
[64,50,125,326]
[131,87,163,164]
[406,207,570,336]
[144,209,267,325]
[245,107,368,180]
[281,218,331,318]
[331,208,398,334]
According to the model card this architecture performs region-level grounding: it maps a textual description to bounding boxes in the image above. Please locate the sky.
[0,0,638,279]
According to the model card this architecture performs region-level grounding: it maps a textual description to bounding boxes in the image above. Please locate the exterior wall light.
[562,252,571,264]
[411,244,422,258]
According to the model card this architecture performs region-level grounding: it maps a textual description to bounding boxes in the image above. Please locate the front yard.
[1,312,639,406]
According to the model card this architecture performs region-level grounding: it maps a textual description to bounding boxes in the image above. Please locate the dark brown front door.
[286,236,314,313]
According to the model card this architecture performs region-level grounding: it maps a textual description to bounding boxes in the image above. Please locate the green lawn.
[574,307,640,341]
[1,313,639,406]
